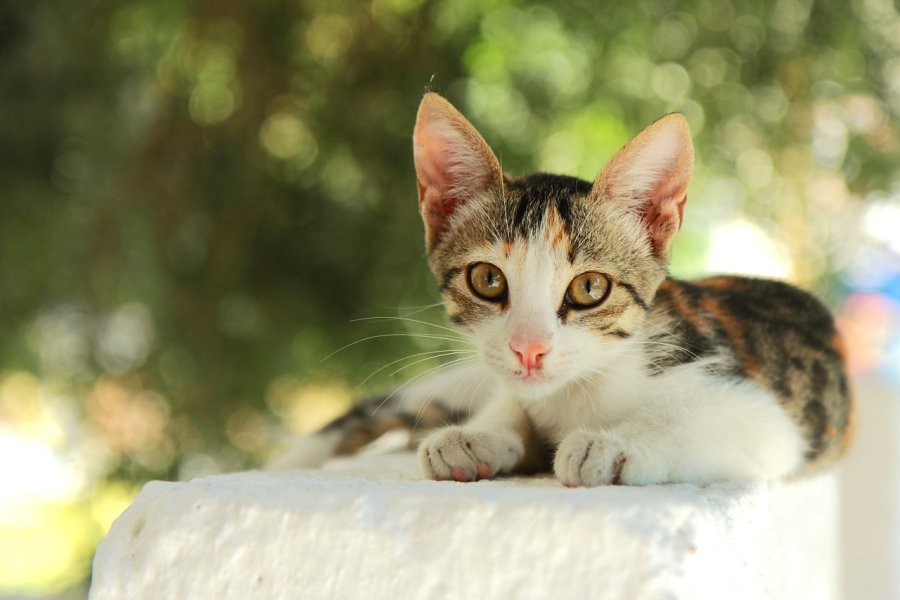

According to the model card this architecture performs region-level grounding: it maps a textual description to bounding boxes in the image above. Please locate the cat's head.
[413,93,693,397]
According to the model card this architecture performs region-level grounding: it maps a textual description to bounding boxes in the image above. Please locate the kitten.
[271,93,855,486]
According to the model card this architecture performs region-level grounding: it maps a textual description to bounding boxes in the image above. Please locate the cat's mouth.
[517,370,544,383]
[507,368,566,397]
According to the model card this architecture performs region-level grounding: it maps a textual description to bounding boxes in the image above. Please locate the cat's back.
[653,275,837,337]
[647,274,846,379]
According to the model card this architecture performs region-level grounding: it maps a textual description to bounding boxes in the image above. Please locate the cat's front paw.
[419,426,523,482]
[554,429,665,487]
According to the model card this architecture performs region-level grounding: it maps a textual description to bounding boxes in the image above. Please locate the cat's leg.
[419,396,534,482]
[554,369,807,486]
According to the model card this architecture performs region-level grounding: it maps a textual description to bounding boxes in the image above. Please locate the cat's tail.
[266,361,493,470]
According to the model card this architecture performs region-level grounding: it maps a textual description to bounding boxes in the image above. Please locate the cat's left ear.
[414,93,504,251]
[591,113,693,259]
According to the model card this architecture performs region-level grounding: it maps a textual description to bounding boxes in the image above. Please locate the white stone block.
[90,453,839,600]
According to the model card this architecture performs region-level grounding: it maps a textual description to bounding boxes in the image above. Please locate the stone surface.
[90,453,839,600]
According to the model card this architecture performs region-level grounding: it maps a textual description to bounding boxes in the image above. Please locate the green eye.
[565,272,611,308]
[467,262,507,301]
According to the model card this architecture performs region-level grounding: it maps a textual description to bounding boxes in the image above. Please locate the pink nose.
[510,340,549,371]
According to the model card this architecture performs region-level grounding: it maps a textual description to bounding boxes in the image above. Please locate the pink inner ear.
[416,135,457,202]
[415,133,468,238]
[641,192,687,257]
[418,182,463,242]
[638,171,689,256]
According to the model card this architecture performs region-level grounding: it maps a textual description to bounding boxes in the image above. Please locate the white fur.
[394,360,496,416]
[420,349,806,485]
[551,362,806,485]
[419,423,524,480]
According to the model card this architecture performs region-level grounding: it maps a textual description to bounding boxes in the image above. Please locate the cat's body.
[270,93,854,486]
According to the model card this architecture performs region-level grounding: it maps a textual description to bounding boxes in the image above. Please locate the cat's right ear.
[413,93,503,250]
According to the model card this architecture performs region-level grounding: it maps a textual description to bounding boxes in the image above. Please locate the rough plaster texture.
[90,453,839,599]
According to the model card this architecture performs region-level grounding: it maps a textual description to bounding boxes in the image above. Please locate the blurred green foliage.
[2,0,900,593]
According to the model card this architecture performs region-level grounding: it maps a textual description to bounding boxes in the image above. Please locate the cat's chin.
[504,373,568,398]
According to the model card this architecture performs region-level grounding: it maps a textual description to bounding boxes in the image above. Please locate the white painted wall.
[90,454,840,600]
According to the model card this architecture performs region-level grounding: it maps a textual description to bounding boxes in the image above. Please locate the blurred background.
[1,0,898,597]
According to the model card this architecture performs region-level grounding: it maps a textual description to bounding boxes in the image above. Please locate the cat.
[270,92,855,486]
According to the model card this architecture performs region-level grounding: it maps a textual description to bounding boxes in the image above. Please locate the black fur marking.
[652,318,715,370]
[555,189,572,224]
[425,400,455,424]
[675,279,705,303]
[803,399,828,460]
[705,279,832,345]
[811,360,829,398]
[449,314,466,325]
[618,281,648,310]
[512,194,532,233]
[506,174,591,239]
[578,441,594,473]
[440,267,462,291]
[322,398,383,431]
[647,283,716,370]
[610,329,631,338]
[593,305,627,318]
[837,372,849,399]
[393,412,417,428]
[611,453,627,485]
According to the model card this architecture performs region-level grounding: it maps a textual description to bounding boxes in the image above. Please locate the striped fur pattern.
[271,93,854,486]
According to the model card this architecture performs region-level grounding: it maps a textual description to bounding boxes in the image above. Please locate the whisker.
[386,350,477,379]
[454,370,487,428]
[373,356,476,417]
[574,377,590,404]
[408,358,481,427]
[372,301,443,311]
[579,365,644,392]
[462,367,489,424]
[351,315,474,341]
[635,338,701,360]
[590,345,686,368]
[353,349,477,392]
[398,303,445,317]
[321,332,474,363]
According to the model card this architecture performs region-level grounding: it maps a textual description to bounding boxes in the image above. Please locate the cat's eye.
[467,262,507,301]
[566,272,611,308]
